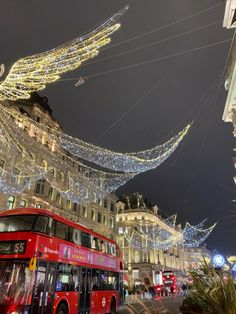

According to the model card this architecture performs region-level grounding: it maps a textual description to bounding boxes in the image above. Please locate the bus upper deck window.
[92,237,101,251]
[101,241,106,253]
[34,216,49,234]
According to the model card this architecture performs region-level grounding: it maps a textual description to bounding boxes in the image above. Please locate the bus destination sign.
[0,241,26,254]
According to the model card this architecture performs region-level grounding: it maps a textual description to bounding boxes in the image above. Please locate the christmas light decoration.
[117,215,216,250]
[59,124,190,173]
[164,214,177,227]
[0,104,136,202]
[182,221,216,248]
[0,6,129,101]
[1,104,191,174]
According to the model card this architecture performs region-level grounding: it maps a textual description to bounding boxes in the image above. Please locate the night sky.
[1,0,236,254]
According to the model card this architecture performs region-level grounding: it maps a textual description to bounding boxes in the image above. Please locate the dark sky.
[1,0,236,254]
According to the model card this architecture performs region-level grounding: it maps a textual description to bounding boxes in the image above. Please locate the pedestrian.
[170,285,175,298]
[181,283,187,296]
[123,285,126,303]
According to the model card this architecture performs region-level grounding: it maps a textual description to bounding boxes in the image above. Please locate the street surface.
[118,295,184,314]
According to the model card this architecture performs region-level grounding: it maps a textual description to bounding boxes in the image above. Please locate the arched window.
[35,179,45,194]
[58,171,63,182]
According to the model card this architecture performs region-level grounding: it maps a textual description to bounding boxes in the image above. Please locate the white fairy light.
[1,104,191,174]
[117,215,216,250]
[0,6,129,101]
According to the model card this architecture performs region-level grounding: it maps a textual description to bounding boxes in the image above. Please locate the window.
[35,179,45,194]
[103,215,107,225]
[7,195,15,209]
[0,261,35,305]
[0,159,5,174]
[69,228,81,245]
[107,243,112,255]
[48,187,53,201]
[12,168,20,184]
[36,116,40,123]
[0,215,35,232]
[97,197,102,206]
[83,206,87,218]
[73,203,77,212]
[19,200,26,207]
[35,204,42,209]
[23,176,30,189]
[100,271,108,290]
[92,237,101,251]
[104,198,108,208]
[66,200,71,209]
[56,264,79,292]
[34,216,49,233]
[110,217,114,228]
[91,210,95,221]
[107,271,118,290]
[58,171,63,182]
[91,269,101,291]
[97,212,102,224]
[55,221,69,240]
[81,232,91,248]
[118,227,123,234]
[134,251,140,263]
[110,202,115,212]
[56,192,61,206]
[101,241,106,253]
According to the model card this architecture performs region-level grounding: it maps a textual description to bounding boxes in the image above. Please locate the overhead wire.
[85,20,222,67]
[169,76,222,166]
[184,77,225,197]
[94,65,176,142]
[103,1,224,50]
[60,38,231,81]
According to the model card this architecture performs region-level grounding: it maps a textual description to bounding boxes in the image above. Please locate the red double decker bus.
[0,208,124,314]
[162,270,176,294]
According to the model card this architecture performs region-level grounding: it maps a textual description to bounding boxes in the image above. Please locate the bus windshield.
[0,215,35,232]
[0,261,34,306]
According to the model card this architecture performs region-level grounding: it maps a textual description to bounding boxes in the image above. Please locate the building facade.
[115,193,185,288]
[0,93,117,239]
[183,244,211,272]
[222,2,236,188]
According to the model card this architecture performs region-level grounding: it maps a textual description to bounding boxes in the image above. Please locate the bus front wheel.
[56,302,68,314]
[109,298,116,314]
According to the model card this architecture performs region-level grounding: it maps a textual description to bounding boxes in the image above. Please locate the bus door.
[31,261,56,314]
[79,268,91,314]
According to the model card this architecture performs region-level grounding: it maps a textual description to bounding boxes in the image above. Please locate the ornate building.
[0,93,117,239]
[222,2,236,187]
[183,244,211,272]
[115,193,185,288]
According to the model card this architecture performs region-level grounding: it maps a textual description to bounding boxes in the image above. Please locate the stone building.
[0,93,117,239]
[222,1,236,187]
[183,244,211,272]
[115,193,185,288]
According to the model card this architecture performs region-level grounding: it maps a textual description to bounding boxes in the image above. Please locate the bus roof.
[0,208,118,246]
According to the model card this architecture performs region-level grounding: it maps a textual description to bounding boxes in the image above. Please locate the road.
[117,295,184,314]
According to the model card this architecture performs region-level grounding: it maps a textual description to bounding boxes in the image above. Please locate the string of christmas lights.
[164,214,177,228]
[182,221,216,248]
[0,6,129,101]
[1,104,191,173]
[117,216,216,250]
[0,105,136,202]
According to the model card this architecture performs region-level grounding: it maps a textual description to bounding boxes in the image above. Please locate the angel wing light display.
[0,6,129,101]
